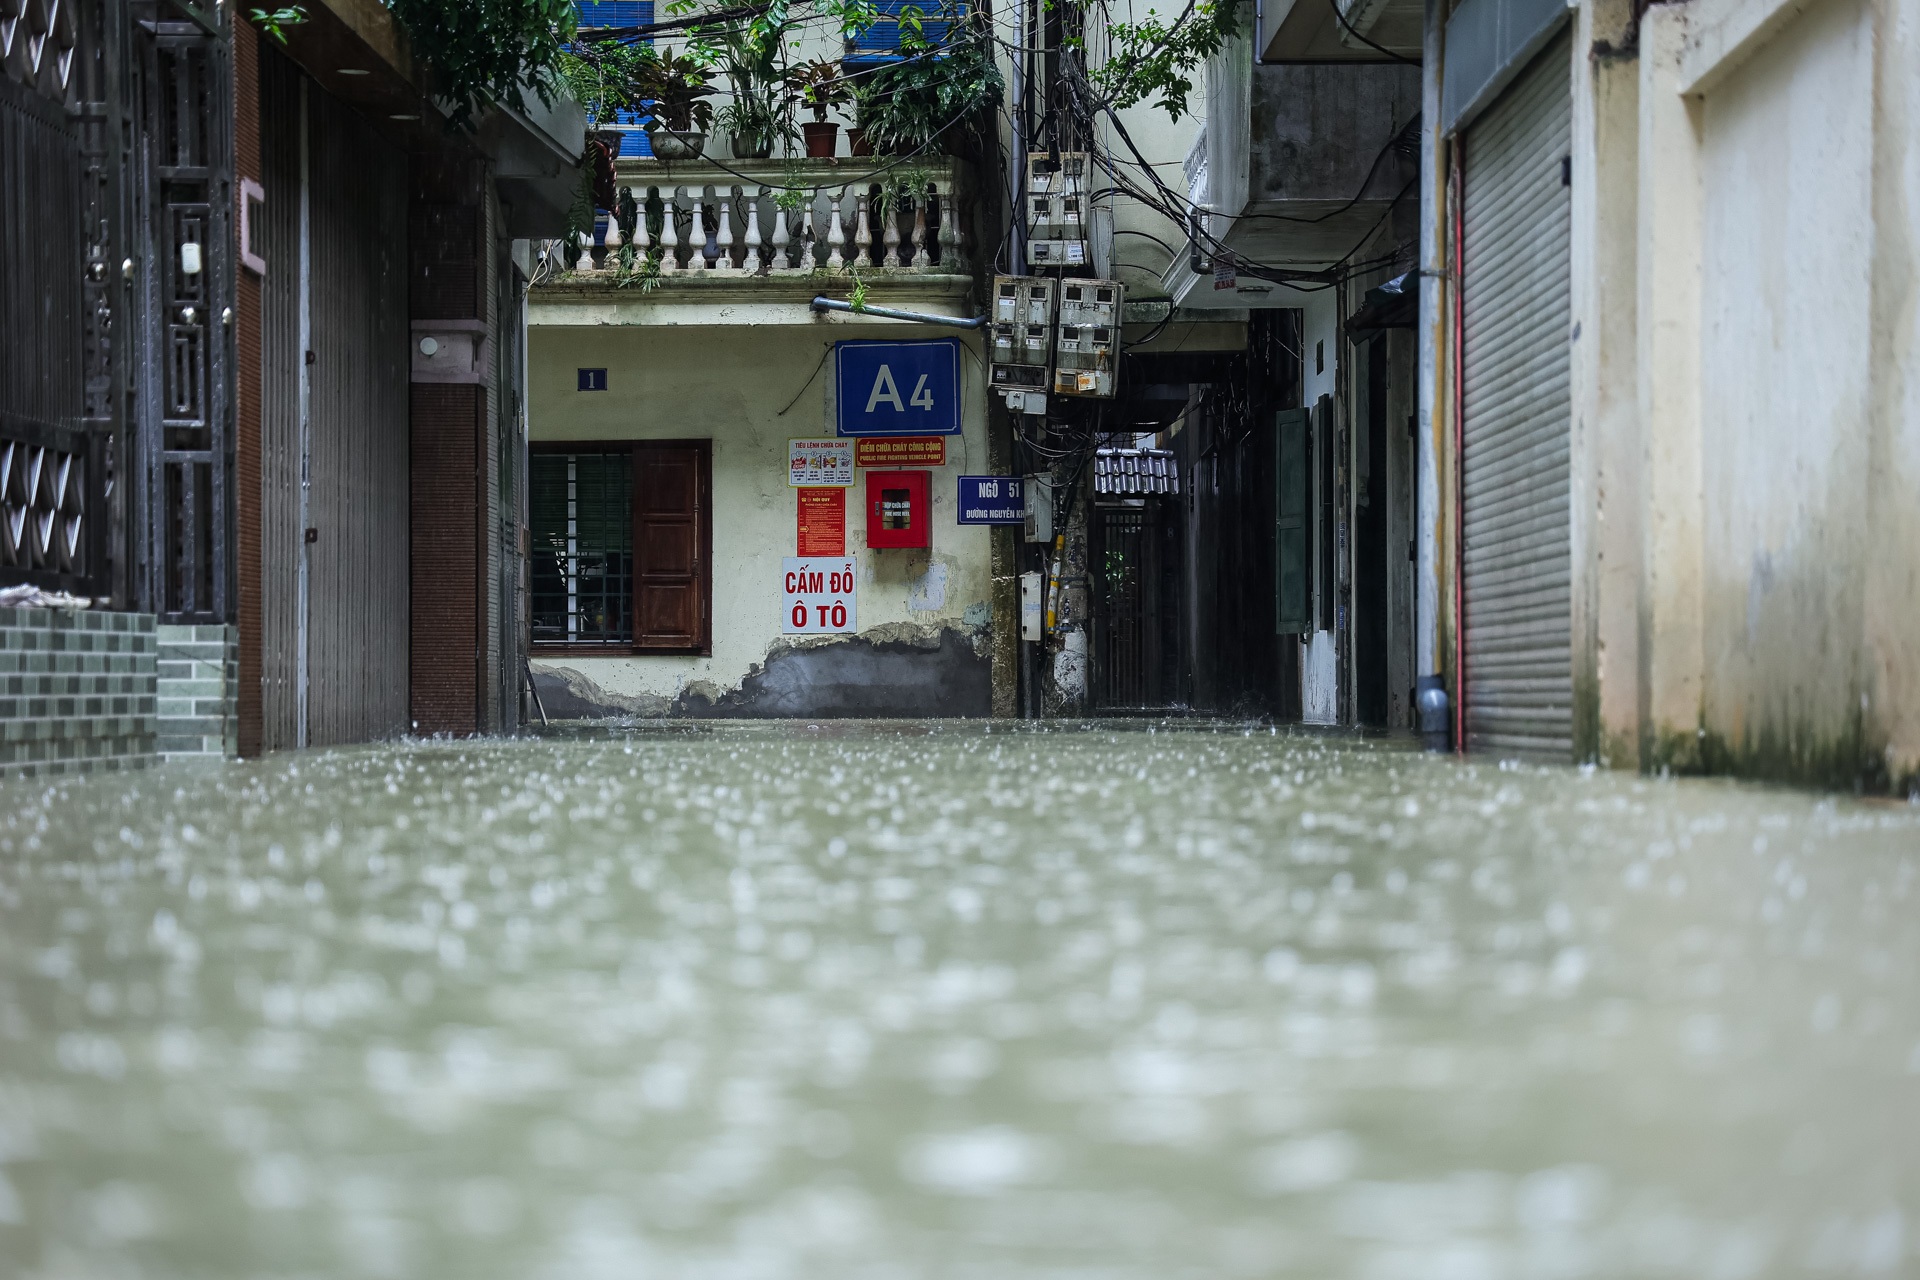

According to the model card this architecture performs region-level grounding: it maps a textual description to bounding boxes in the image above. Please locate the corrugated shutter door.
[1460,31,1573,759]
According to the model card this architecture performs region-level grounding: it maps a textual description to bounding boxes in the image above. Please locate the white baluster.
[936,179,960,268]
[687,194,707,273]
[798,193,816,272]
[574,227,596,273]
[770,190,792,271]
[604,204,625,263]
[854,192,874,268]
[715,193,736,271]
[910,184,930,268]
[657,185,679,274]
[882,187,903,267]
[826,189,846,270]
[744,187,764,272]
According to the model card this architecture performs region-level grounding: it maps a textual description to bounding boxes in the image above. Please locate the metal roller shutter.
[1459,32,1573,758]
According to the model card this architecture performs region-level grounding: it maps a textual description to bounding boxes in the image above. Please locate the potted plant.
[632,49,717,160]
[786,57,850,158]
[689,0,799,158]
[856,1,1001,157]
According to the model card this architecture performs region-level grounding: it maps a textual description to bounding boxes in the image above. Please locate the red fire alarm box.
[866,470,931,549]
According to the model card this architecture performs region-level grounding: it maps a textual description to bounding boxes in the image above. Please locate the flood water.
[0,721,1915,1278]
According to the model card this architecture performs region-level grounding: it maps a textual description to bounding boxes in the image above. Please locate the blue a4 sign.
[834,339,961,436]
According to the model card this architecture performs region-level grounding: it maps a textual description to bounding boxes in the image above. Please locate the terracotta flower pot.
[801,120,840,158]
[648,129,706,160]
[846,127,873,157]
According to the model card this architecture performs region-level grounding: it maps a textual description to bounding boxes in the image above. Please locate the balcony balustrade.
[547,156,971,282]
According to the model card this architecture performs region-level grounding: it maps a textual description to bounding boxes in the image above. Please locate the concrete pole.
[1415,0,1451,744]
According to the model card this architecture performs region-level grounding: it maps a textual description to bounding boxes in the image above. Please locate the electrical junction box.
[1053,278,1124,398]
[1023,472,1054,543]
[1020,570,1043,641]
[1026,238,1087,268]
[1025,152,1090,269]
[865,470,931,549]
[990,275,1053,399]
[1003,388,1047,416]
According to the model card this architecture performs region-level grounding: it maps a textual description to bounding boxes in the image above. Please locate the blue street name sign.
[834,339,961,436]
[956,475,1026,524]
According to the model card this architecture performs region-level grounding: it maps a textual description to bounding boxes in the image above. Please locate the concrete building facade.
[1413,0,1920,791]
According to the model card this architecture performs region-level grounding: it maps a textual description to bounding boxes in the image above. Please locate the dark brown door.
[632,440,711,652]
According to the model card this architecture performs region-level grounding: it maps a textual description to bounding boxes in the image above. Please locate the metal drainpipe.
[295,78,312,751]
[808,297,988,327]
[1414,0,1452,752]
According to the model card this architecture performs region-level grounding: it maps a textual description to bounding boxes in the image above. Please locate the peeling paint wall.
[526,325,996,718]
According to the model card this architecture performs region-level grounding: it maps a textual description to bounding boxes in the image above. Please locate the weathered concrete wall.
[1692,0,1887,783]
[1251,63,1422,206]
[526,324,996,719]
[1556,0,1920,791]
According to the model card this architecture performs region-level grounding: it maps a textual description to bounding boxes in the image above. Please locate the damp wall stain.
[533,625,992,720]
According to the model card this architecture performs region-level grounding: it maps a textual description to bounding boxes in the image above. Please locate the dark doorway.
[1091,501,1183,710]
[1354,337,1391,726]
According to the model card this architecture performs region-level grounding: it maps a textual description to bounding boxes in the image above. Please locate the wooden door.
[632,440,711,652]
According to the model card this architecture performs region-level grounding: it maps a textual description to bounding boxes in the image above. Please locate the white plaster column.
[1637,3,1707,757]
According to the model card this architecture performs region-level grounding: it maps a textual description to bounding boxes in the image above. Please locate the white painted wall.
[1086,0,1209,295]
[1696,0,1876,754]
[1541,0,1920,784]
[526,324,995,707]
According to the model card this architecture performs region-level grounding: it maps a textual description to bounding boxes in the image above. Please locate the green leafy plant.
[630,48,719,132]
[785,56,849,123]
[613,244,665,290]
[855,1,1003,155]
[1082,0,1243,122]
[677,0,799,151]
[249,4,308,43]
[555,38,656,126]
[382,0,578,129]
[848,270,870,311]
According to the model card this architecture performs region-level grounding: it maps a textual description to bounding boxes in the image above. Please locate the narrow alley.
[1,723,1913,1276]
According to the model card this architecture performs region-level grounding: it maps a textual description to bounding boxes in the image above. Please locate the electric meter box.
[990,275,1054,398]
[1053,278,1124,398]
[1025,152,1090,269]
[865,470,931,549]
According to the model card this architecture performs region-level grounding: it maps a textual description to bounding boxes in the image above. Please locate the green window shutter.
[1275,408,1310,634]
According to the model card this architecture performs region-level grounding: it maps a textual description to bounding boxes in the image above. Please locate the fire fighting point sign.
[782,557,857,634]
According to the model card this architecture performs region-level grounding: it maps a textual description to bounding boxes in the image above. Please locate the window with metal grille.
[531,452,634,646]
[530,442,712,653]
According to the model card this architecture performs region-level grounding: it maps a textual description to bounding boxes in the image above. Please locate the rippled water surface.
[1,722,1916,1278]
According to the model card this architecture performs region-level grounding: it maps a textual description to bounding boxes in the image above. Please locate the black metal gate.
[0,0,230,616]
[130,5,230,620]
[0,0,115,599]
[1091,503,1184,710]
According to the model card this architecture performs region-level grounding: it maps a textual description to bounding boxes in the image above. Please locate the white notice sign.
[788,439,855,487]
[782,557,857,633]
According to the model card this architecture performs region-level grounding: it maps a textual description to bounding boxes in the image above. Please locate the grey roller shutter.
[1459,32,1573,759]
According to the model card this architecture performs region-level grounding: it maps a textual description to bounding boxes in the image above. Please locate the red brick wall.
[409,157,491,735]
[410,385,482,734]
[233,20,265,757]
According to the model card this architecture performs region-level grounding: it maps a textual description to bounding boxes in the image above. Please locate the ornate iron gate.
[130,4,230,620]
[0,0,116,599]
[0,0,230,617]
